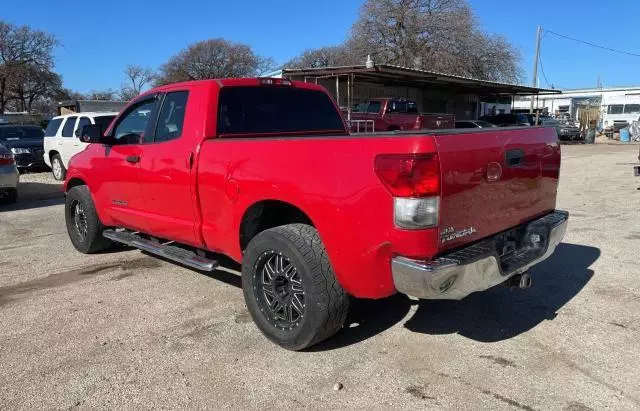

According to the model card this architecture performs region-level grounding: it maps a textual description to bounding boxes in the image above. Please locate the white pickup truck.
[43,112,117,180]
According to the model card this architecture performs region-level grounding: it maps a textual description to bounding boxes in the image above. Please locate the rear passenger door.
[59,116,77,166]
[137,91,198,246]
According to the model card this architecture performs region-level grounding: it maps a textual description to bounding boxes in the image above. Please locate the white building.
[512,86,640,128]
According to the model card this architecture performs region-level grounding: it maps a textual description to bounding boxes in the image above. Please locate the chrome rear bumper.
[391,210,569,300]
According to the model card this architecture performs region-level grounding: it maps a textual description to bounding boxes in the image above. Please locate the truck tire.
[65,185,113,254]
[242,224,349,350]
[51,154,66,181]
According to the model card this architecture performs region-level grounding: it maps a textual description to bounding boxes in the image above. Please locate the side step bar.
[103,229,218,271]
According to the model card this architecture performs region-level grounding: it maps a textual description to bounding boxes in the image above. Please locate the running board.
[103,229,218,271]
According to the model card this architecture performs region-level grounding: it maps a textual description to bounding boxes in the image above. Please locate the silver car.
[0,143,19,204]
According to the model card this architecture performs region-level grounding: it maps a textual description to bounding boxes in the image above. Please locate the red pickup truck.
[348,98,455,132]
[64,78,568,350]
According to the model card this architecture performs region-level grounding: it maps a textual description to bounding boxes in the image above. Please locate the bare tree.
[0,21,57,112]
[7,64,62,112]
[344,0,522,82]
[120,64,154,100]
[285,45,358,69]
[155,38,271,86]
[86,89,117,101]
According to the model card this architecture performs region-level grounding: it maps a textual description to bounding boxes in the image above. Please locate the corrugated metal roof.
[282,64,559,95]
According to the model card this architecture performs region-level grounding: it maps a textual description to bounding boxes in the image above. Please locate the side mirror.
[74,128,81,138]
[80,124,104,143]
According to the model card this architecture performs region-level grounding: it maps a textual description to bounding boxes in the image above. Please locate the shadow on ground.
[1,181,64,212]
[312,243,599,351]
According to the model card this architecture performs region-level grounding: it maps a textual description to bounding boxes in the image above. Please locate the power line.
[538,52,555,89]
[544,29,640,58]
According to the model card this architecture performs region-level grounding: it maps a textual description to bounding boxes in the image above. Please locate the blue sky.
[4,0,639,92]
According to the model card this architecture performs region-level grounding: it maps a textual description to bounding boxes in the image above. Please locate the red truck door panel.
[434,127,560,253]
[93,97,164,231]
[137,91,199,246]
[92,145,145,231]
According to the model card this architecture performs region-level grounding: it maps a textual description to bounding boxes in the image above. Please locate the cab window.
[112,98,159,143]
[154,91,188,143]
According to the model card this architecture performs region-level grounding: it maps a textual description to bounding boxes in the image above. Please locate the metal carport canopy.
[282,64,560,96]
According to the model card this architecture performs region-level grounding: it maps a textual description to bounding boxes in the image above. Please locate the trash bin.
[620,128,631,142]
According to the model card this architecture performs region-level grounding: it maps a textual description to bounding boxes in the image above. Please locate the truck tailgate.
[434,127,560,253]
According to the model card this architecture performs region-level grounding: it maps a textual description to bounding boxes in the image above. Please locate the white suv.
[44,112,117,180]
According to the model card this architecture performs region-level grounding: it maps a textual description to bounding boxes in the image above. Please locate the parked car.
[0,143,19,204]
[348,98,454,132]
[479,113,531,127]
[455,120,498,129]
[44,112,118,180]
[64,78,567,350]
[0,125,46,172]
[539,117,581,141]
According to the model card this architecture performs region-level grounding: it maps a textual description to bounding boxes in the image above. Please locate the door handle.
[126,155,140,164]
[505,149,524,167]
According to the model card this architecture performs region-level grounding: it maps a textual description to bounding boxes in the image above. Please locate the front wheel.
[65,185,113,253]
[242,224,349,350]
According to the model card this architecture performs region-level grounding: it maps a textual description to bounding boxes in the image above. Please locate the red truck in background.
[348,98,455,132]
[64,78,568,350]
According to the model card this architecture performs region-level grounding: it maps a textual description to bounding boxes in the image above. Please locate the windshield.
[0,126,44,140]
[475,120,497,128]
[541,119,560,126]
[607,105,624,114]
[624,104,640,114]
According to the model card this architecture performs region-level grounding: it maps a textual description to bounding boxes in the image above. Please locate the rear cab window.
[45,118,63,137]
[217,86,346,137]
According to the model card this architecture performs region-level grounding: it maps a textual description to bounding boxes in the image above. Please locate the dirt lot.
[1,145,639,410]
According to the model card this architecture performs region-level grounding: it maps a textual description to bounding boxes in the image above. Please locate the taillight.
[375,154,441,230]
[0,154,14,166]
[374,154,440,197]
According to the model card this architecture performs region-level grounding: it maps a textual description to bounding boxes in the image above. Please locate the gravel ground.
[0,145,639,410]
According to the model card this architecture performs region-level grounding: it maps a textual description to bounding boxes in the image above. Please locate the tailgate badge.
[441,226,477,243]
[486,162,502,182]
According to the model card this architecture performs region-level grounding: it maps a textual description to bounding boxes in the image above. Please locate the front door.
[137,90,199,246]
[97,96,161,232]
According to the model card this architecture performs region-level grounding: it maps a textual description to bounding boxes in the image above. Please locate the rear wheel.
[51,154,66,181]
[65,185,113,253]
[242,224,349,350]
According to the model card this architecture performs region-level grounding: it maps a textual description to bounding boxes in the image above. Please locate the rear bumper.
[391,210,569,300]
[0,164,19,189]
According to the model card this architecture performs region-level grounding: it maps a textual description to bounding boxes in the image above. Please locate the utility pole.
[530,25,542,115]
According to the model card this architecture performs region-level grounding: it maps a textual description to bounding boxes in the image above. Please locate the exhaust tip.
[505,273,532,289]
[518,273,532,289]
